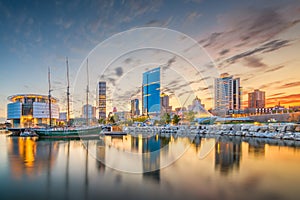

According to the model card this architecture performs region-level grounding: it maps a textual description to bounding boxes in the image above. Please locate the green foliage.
[172,114,181,125]
[98,118,106,124]
[133,116,148,122]
[108,115,115,124]
[161,113,171,124]
[185,111,196,122]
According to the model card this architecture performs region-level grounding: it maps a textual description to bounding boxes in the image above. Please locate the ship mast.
[66,57,70,127]
[48,67,52,128]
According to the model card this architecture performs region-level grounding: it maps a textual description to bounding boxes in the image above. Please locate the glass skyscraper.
[98,81,106,120]
[142,67,161,115]
[214,73,241,116]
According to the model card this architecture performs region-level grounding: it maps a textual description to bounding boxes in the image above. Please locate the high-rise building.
[160,93,172,114]
[82,104,96,119]
[248,89,265,108]
[214,73,242,116]
[98,81,106,119]
[130,99,140,117]
[142,67,161,115]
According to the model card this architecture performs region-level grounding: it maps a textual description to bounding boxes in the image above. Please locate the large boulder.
[295,125,300,132]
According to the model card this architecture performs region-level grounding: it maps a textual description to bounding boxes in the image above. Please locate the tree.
[186,111,196,122]
[98,118,106,124]
[108,115,115,124]
[172,114,181,125]
[133,116,148,122]
[162,113,171,124]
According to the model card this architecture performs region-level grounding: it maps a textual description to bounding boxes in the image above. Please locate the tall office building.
[142,67,161,115]
[98,81,106,119]
[248,89,265,108]
[130,99,140,117]
[214,73,242,115]
[160,93,172,113]
[82,104,96,119]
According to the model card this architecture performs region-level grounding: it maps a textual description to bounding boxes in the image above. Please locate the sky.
[0,0,300,120]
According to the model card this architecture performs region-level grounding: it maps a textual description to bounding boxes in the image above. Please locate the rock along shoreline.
[124,123,300,141]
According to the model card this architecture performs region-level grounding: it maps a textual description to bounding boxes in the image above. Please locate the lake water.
[1,130,300,200]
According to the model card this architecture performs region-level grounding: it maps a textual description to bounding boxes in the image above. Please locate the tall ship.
[34,58,101,138]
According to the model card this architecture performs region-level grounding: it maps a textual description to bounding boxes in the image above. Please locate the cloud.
[199,4,299,62]
[162,56,176,70]
[243,56,267,68]
[123,58,132,64]
[219,49,230,56]
[186,11,202,22]
[241,74,255,82]
[266,94,300,105]
[200,32,222,48]
[277,81,300,89]
[265,65,284,73]
[269,93,286,97]
[115,67,123,77]
[222,39,290,66]
[259,80,282,90]
[144,17,173,27]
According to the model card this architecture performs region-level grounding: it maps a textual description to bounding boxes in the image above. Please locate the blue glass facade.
[142,67,160,115]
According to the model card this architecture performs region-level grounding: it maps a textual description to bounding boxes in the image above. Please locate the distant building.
[98,81,106,119]
[82,104,96,119]
[7,94,59,128]
[248,89,265,108]
[188,96,205,111]
[130,99,140,117]
[160,93,172,114]
[59,112,67,121]
[142,67,161,116]
[214,73,242,116]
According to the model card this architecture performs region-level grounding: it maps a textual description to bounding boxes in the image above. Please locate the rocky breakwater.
[199,123,300,141]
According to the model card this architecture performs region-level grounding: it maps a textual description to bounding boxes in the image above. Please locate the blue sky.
[1,0,300,120]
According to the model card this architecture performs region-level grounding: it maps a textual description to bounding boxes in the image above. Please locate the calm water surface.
[1,130,300,200]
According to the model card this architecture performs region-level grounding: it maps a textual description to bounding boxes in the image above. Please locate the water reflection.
[248,139,266,157]
[6,137,59,179]
[1,134,300,200]
[215,136,242,175]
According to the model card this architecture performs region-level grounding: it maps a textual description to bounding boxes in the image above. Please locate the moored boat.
[34,126,101,138]
[36,58,101,139]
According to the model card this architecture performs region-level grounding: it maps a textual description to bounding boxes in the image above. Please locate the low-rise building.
[7,94,59,128]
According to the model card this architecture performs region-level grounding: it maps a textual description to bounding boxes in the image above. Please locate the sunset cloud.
[265,65,284,73]
[277,81,300,89]
[243,56,267,69]
[266,94,300,106]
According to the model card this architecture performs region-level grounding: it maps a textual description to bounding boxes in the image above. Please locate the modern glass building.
[7,94,59,128]
[214,73,242,116]
[142,67,161,116]
[98,81,106,120]
[130,99,140,117]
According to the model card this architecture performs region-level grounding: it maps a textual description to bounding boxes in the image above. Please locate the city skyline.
[1,0,300,121]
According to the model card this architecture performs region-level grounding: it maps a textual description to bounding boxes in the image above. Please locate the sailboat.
[34,58,101,138]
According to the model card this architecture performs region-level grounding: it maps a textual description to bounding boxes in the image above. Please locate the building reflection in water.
[96,139,106,173]
[215,136,242,175]
[96,134,172,180]
[248,138,266,157]
[6,137,59,179]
